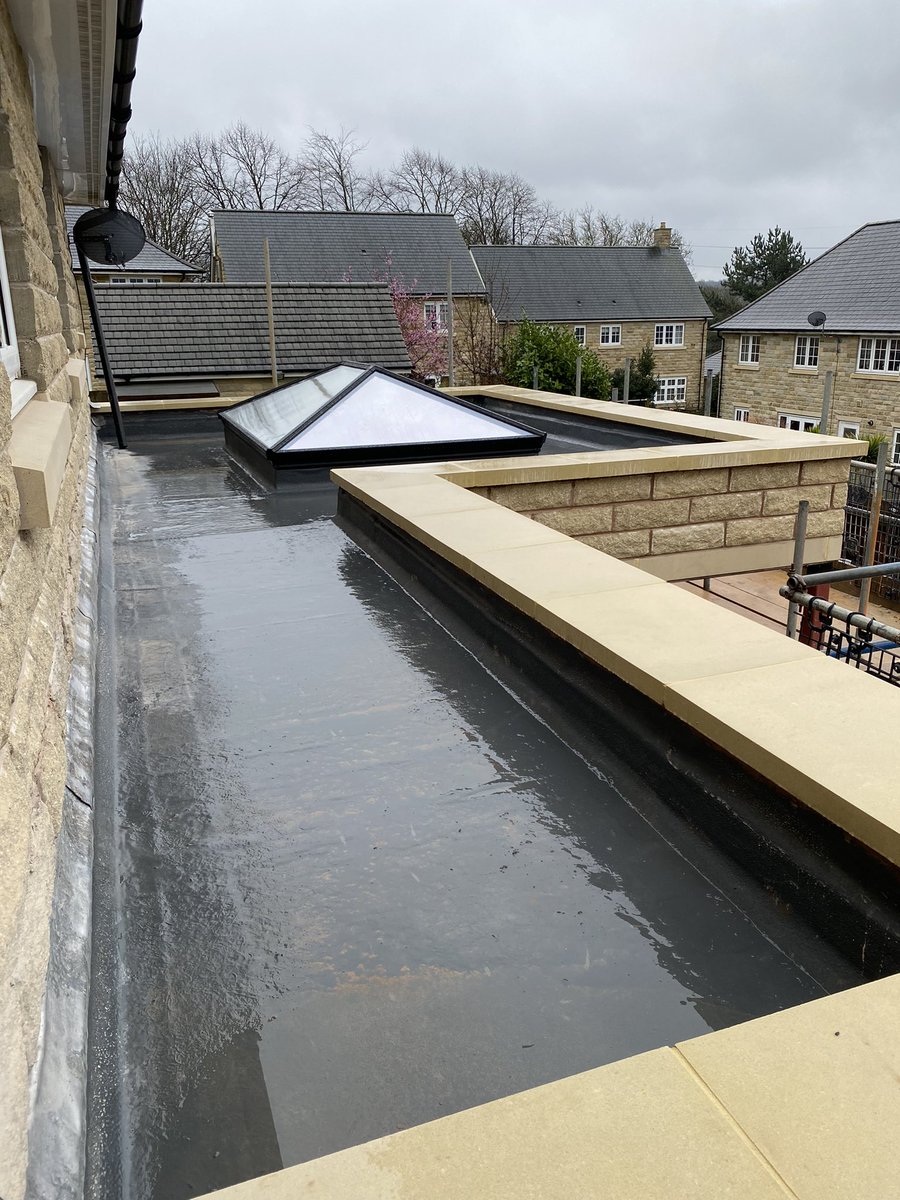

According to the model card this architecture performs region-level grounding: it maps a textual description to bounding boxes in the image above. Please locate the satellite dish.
[73,207,146,266]
[807,310,826,328]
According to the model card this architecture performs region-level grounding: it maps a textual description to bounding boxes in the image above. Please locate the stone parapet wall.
[721,330,900,441]
[472,457,848,575]
[0,2,92,1195]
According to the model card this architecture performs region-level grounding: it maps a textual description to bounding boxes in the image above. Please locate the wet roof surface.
[87,433,861,1200]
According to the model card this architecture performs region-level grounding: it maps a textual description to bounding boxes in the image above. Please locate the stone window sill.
[10,377,37,418]
[10,399,72,529]
[851,372,900,382]
[789,368,819,376]
[735,363,760,371]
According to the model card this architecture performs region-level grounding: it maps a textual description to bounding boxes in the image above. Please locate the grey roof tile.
[92,282,412,379]
[470,245,710,323]
[212,210,485,295]
[715,221,900,333]
[66,205,202,275]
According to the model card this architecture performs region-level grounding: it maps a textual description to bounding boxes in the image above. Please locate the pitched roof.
[212,210,485,295]
[65,205,202,275]
[470,245,710,323]
[714,221,900,333]
[91,282,412,379]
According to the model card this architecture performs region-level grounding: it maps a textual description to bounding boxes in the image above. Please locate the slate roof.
[212,210,485,295]
[66,205,202,275]
[91,282,412,379]
[470,245,710,323]
[715,221,900,333]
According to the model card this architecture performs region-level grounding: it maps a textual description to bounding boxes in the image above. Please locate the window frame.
[794,335,820,369]
[423,301,449,332]
[739,334,761,364]
[573,324,586,346]
[109,275,163,285]
[733,407,750,422]
[655,376,687,405]
[893,429,900,465]
[654,322,684,348]
[837,420,861,439]
[0,227,21,385]
[599,324,621,345]
[857,336,900,374]
[777,412,818,432]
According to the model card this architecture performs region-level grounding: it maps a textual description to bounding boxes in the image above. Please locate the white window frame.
[837,420,860,439]
[893,430,900,465]
[423,301,448,332]
[777,412,818,432]
[733,407,750,422]
[654,376,687,405]
[739,334,761,364]
[109,275,163,285]
[794,335,819,369]
[573,325,586,346]
[654,322,684,347]
[0,227,20,385]
[857,336,900,374]
[600,324,621,345]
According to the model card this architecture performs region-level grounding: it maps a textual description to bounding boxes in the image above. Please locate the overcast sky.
[130,0,900,279]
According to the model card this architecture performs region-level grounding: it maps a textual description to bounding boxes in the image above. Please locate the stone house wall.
[499,317,708,407]
[721,330,900,448]
[0,2,93,1195]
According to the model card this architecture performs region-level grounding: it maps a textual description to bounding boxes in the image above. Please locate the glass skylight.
[220,363,545,476]
[225,364,365,449]
[282,374,534,451]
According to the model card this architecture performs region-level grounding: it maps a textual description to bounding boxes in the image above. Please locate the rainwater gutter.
[105,0,144,210]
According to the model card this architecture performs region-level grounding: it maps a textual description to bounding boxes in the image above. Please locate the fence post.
[860,440,890,614]
[532,363,539,390]
[703,369,713,418]
[623,358,632,405]
[785,500,810,639]
[575,354,582,397]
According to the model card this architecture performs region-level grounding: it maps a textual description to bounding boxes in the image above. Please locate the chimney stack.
[653,221,672,250]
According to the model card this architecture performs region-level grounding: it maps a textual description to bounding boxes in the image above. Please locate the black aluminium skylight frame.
[219,362,547,470]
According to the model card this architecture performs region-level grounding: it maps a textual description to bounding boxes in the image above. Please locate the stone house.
[716,220,900,459]
[471,227,711,407]
[209,210,489,379]
[0,1,141,1195]
[87,280,411,408]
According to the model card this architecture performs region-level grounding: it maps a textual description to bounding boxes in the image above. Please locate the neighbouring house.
[0,1,133,1196]
[88,281,411,406]
[471,225,711,407]
[209,210,489,381]
[65,204,202,285]
[716,220,900,457]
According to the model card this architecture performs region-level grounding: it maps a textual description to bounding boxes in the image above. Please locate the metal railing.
[842,457,900,602]
[780,560,900,687]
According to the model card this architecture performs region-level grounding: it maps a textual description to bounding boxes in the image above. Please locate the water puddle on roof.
[86,433,862,1200]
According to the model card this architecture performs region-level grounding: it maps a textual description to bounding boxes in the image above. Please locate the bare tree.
[366,148,464,214]
[119,133,209,266]
[188,122,308,211]
[548,205,692,261]
[304,126,368,210]
[457,165,555,246]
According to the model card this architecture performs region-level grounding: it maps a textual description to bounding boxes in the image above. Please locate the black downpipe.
[76,245,127,448]
[105,0,144,210]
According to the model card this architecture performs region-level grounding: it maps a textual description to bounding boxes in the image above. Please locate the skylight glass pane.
[226,365,365,448]
[281,375,533,452]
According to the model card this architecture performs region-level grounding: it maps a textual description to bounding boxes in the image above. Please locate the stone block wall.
[471,457,849,570]
[0,2,92,1195]
[721,331,900,443]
